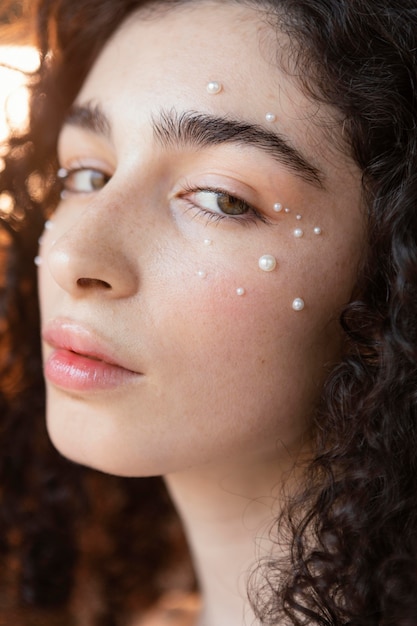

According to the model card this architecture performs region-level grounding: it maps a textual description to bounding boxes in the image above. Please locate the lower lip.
[45,349,139,391]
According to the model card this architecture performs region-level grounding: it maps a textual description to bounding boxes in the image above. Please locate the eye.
[180,187,270,226]
[57,167,111,194]
[192,190,251,216]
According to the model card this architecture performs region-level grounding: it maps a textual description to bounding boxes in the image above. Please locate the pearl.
[57,167,68,178]
[258,254,277,272]
[293,228,304,238]
[197,270,207,278]
[44,220,54,230]
[60,190,69,200]
[273,203,282,212]
[314,227,322,235]
[203,239,212,246]
[206,81,222,94]
[292,297,305,311]
[236,287,246,296]
[265,112,277,122]
[284,207,291,213]
[34,256,43,267]
[296,214,302,220]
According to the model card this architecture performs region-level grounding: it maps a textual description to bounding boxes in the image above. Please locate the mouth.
[42,319,142,392]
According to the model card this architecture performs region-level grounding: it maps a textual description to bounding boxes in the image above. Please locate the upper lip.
[42,318,141,373]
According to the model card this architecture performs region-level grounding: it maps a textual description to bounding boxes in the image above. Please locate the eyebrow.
[64,103,324,187]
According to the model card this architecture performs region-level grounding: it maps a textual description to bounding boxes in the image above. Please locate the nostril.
[76,277,112,289]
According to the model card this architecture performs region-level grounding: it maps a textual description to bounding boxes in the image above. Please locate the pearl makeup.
[206,81,222,94]
[293,228,304,238]
[34,256,43,267]
[273,203,282,213]
[197,270,207,278]
[296,214,302,220]
[236,288,246,296]
[314,227,322,235]
[292,298,305,311]
[258,254,277,272]
[203,239,212,246]
[44,220,54,231]
[284,207,291,213]
[265,112,277,123]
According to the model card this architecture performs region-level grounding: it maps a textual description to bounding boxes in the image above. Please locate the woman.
[1,0,416,624]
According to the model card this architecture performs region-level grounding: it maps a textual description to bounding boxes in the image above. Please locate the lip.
[42,319,142,392]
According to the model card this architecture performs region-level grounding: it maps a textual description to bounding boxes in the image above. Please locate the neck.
[164,449,303,626]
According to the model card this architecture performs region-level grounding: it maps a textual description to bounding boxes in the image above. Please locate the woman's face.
[39,1,365,477]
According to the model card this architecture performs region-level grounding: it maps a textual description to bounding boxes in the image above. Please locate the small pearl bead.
[236,287,246,296]
[265,112,277,122]
[293,228,304,238]
[296,214,302,220]
[284,207,291,213]
[314,227,322,235]
[258,254,277,272]
[34,256,43,267]
[57,168,68,178]
[44,220,54,230]
[206,81,222,94]
[292,298,305,311]
[203,239,212,246]
[273,203,282,212]
[197,270,207,278]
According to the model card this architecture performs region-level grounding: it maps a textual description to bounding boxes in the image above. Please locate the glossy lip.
[42,318,142,392]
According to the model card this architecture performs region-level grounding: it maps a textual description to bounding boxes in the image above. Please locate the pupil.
[91,171,105,190]
[218,194,246,215]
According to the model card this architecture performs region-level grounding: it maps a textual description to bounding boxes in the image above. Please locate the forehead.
[75,1,351,178]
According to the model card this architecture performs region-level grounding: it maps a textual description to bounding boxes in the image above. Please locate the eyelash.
[58,167,269,227]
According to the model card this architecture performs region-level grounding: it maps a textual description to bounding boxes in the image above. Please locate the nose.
[45,206,139,299]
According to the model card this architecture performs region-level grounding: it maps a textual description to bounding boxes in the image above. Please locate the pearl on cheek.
[292,297,305,311]
[236,287,246,296]
[293,228,304,238]
[273,203,282,213]
[314,227,322,235]
[197,270,207,279]
[258,254,277,272]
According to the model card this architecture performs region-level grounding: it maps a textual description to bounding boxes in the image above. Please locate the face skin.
[38,1,365,478]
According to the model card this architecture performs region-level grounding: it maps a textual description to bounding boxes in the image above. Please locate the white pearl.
[206,81,222,94]
[296,214,302,220]
[236,287,246,296]
[284,207,291,213]
[34,256,43,267]
[292,298,305,311]
[258,254,277,272]
[203,238,212,246]
[314,227,322,235]
[197,270,207,278]
[273,203,282,212]
[57,167,68,178]
[293,228,304,238]
[265,112,277,122]
[60,190,69,200]
[44,220,54,230]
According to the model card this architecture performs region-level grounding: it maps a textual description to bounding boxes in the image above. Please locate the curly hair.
[0,0,416,624]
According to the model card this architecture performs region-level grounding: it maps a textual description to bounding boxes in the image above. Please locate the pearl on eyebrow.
[293,228,304,238]
[273,203,282,212]
[292,297,305,311]
[265,112,277,123]
[258,254,277,272]
[206,81,223,95]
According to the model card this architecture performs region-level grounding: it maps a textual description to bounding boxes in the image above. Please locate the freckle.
[236,287,246,296]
